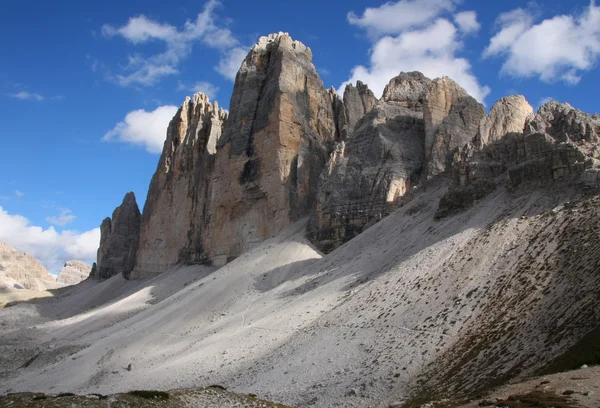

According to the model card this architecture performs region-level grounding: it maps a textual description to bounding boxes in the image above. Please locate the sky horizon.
[1,0,599,274]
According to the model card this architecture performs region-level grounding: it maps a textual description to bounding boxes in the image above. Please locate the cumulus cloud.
[484,3,600,84]
[7,91,44,101]
[348,0,458,36]
[454,11,481,34]
[537,96,555,109]
[102,0,247,85]
[215,46,249,81]
[0,206,100,274]
[46,208,77,227]
[15,190,24,198]
[103,105,178,153]
[177,80,220,99]
[341,3,490,103]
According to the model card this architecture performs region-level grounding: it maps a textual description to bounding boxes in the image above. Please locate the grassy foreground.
[0,386,294,407]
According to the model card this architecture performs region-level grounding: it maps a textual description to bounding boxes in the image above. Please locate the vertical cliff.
[328,81,377,144]
[310,72,431,251]
[202,32,337,265]
[96,192,140,279]
[423,77,485,177]
[132,94,227,278]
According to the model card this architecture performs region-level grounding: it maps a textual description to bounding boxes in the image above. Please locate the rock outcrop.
[202,32,337,265]
[310,72,430,251]
[96,192,141,279]
[424,78,485,176]
[343,81,378,137]
[475,95,534,148]
[56,260,91,286]
[509,101,600,186]
[132,94,227,278]
[93,32,600,275]
[0,242,58,290]
[436,99,600,218]
[329,81,377,142]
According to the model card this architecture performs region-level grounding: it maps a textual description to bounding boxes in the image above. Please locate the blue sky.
[1,0,599,274]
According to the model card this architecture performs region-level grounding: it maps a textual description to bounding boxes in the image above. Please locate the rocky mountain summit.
[94,32,600,278]
[0,242,90,290]
[56,261,91,287]
[75,34,600,406]
[95,192,141,279]
[0,242,58,290]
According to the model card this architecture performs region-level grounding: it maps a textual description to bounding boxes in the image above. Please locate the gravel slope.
[1,180,598,408]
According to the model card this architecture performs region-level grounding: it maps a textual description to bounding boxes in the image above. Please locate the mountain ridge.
[2,32,597,408]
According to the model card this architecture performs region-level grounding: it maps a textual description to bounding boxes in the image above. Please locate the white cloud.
[103,105,178,153]
[102,0,244,86]
[341,15,490,102]
[0,206,100,274]
[537,96,555,109]
[46,208,77,227]
[177,80,220,99]
[15,190,24,198]
[7,91,44,101]
[215,46,249,81]
[484,3,600,84]
[348,0,458,36]
[454,11,480,34]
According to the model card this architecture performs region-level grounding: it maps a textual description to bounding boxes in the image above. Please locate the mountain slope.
[0,242,59,291]
[1,177,598,407]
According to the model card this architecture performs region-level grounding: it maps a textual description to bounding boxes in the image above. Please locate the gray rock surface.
[423,77,468,162]
[96,192,141,279]
[56,260,91,286]
[132,93,227,278]
[476,95,534,148]
[343,81,377,137]
[203,32,336,265]
[509,101,600,186]
[381,71,432,108]
[310,73,429,251]
[0,242,58,290]
[426,93,485,177]
[437,99,600,218]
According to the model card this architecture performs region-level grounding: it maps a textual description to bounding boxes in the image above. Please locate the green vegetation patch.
[128,390,170,400]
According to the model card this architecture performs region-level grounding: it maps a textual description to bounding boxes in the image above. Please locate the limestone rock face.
[422,78,485,177]
[476,95,534,148]
[56,260,91,286]
[329,81,377,142]
[343,81,377,137]
[423,77,468,160]
[96,192,141,279]
[132,93,227,278]
[203,32,337,265]
[437,99,600,218]
[509,101,600,185]
[382,71,432,108]
[310,73,429,251]
[0,242,58,290]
